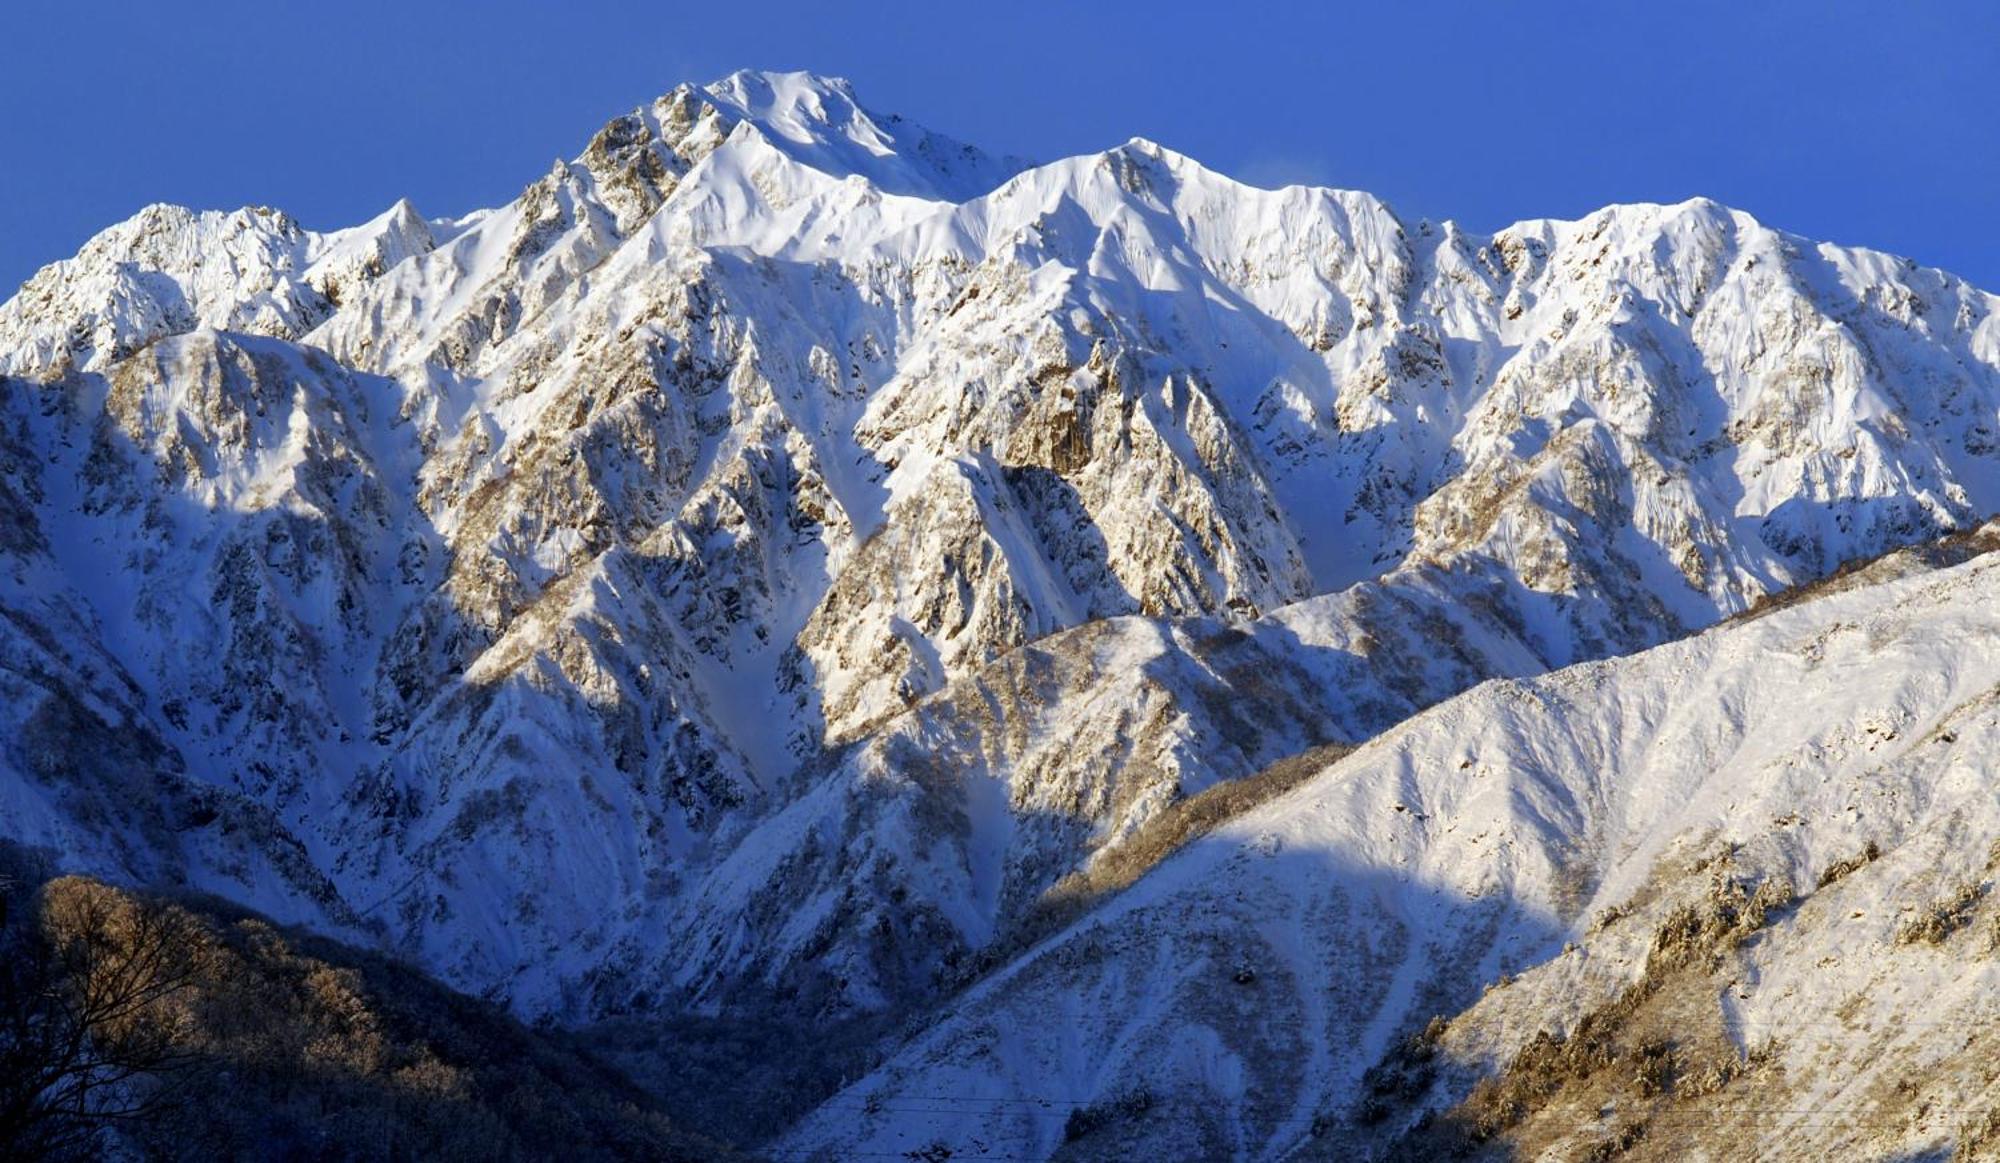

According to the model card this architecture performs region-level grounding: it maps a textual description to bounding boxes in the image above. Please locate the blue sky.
[3,0,1996,291]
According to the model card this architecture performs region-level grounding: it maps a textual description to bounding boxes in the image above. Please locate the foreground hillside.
[0,845,732,1160]
[780,527,2000,1160]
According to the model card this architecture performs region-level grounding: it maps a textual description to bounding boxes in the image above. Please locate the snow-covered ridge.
[2,68,2000,1156]
[0,199,443,378]
[782,532,2000,1161]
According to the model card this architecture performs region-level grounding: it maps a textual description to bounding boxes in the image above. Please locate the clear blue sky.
[3,0,1997,292]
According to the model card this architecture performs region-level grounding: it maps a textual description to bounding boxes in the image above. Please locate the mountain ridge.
[3,68,1999,1159]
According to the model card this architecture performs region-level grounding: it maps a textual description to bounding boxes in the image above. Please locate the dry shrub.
[1082,741,1353,898]
[1579,1118,1648,1161]
[1630,1038,1676,1098]
[1352,1023,1449,1126]
[1590,902,1634,933]
[1815,840,1882,889]
[1385,869,1794,1159]
[1897,881,1987,947]
[1650,873,1794,973]
[1960,1106,2000,1161]
[1729,523,2000,625]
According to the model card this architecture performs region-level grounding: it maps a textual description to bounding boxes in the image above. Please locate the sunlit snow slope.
[782,531,2000,1162]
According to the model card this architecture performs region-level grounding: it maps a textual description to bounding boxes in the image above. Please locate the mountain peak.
[674,68,1026,201]
[701,68,860,118]
[695,68,886,156]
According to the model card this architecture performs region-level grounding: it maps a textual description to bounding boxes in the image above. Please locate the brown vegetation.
[0,860,200,1159]
[1959,1107,2000,1162]
[1728,522,2000,626]
[1815,840,1882,889]
[1385,864,1793,1160]
[1896,881,1988,947]
[0,848,733,1161]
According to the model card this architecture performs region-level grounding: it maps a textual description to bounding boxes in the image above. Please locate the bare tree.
[0,876,199,1159]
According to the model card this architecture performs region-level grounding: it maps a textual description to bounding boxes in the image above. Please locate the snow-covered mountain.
[4,68,1999,1157]
[781,526,2000,1162]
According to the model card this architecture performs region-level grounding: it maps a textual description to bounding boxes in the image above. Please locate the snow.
[784,544,2000,1160]
[1,67,1999,1159]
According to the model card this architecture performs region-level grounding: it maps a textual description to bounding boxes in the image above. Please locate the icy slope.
[780,532,2000,1162]
[1,68,1999,1039]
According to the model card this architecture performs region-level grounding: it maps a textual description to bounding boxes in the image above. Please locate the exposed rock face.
[2,72,2000,1154]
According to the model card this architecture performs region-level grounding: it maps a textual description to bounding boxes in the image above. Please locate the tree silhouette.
[0,871,198,1160]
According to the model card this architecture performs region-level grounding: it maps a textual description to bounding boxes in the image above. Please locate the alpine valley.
[5,70,2000,1161]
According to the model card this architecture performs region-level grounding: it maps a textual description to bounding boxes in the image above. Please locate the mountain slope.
[2,70,1999,1151]
[779,528,2000,1162]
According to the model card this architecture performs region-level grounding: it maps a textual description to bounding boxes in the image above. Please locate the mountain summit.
[2,71,1998,1159]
